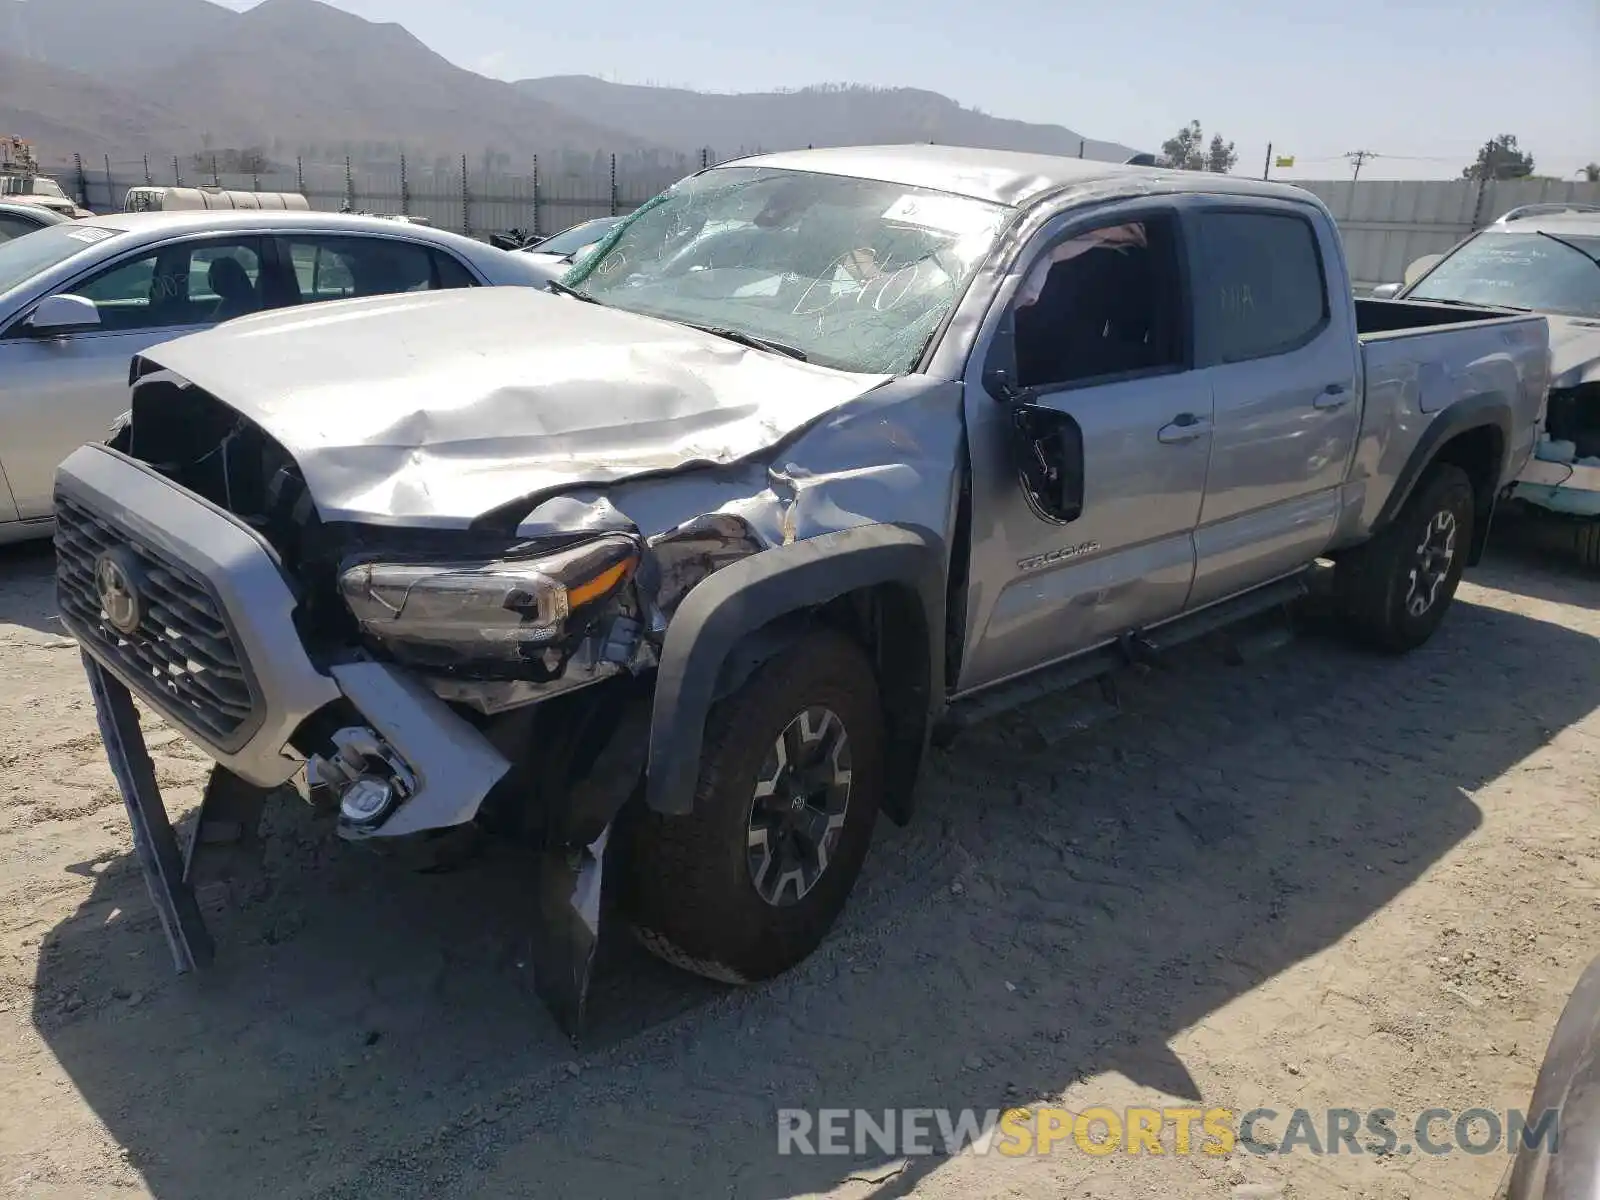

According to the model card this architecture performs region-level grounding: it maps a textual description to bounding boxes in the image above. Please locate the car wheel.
[1336,462,1475,653]
[622,628,883,984]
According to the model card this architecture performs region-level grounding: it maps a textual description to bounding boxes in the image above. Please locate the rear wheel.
[621,628,883,984]
[1336,462,1476,653]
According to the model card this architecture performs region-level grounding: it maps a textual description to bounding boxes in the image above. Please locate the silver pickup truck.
[54,145,1549,1032]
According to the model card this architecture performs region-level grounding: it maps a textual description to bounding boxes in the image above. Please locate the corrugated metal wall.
[50,154,1600,292]
[1299,178,1600,291]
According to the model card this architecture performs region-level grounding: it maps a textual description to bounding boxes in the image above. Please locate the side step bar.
[937,572,1309,739]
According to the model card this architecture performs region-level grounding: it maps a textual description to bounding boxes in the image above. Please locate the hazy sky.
[225,0,1598,181]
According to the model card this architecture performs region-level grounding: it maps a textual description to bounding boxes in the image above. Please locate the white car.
[0,209,554,543]
[517,216,624,268]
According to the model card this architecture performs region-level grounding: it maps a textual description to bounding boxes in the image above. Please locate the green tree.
[1160,120,1205,170]
[1581,162,1600,183]
[1206,133,1238,175]
[1462,134,1535,181]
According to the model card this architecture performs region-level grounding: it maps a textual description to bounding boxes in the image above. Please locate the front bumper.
[54,444,627,1036]
[54,443,511,836]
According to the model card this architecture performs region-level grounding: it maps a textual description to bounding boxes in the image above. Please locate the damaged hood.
[1549,315,1600,390]
[142,287,891,526]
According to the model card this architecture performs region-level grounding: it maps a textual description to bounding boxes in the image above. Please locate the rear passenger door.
[271,235,480,306]
[1183,201,1361,610]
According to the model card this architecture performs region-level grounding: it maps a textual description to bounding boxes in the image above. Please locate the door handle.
[1313,383,1351,410]
[1157,413,1211,444]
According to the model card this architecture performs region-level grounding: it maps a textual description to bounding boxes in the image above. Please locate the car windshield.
[533,218,619,257]
[563,166,1012,374]
[1409,230,1600,318]
[0,223,120,297]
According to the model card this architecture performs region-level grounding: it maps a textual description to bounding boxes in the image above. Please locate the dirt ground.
[0,529,1596,1200]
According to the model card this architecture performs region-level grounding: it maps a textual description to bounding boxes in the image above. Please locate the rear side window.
[0,213,45,242]
[277,236,461,305]
[431,249,478,288]
[1196,212,1328,363]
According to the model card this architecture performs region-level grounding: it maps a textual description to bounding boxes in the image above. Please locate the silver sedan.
[0,210,557,543]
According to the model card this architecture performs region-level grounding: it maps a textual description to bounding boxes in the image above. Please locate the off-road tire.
[1336,462,1476,653]
[622,628,884,984]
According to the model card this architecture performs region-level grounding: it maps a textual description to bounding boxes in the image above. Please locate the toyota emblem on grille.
[94,550,144,635]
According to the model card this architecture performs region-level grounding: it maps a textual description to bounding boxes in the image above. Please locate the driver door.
[0,235,266,518]
[955,205,1213,692]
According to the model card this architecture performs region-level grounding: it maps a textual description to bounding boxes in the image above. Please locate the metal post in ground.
[701,147,709,171]
[173,156,183,187]
[211,154,220,187]
[1262,142,1273,181]
[610,154,618,216]
[531,155,540,236]
[73,153,87,207]
[344,156,354,212]
[461,154,470,236]
[295,155,304,195]
[399,153,409,215]
[104,154,114,210]
[143,154,152,186]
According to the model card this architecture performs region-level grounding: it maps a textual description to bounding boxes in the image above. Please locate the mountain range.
[1,0,1139,167]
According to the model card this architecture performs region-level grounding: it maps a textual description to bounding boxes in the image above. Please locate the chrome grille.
[55,497,258,744]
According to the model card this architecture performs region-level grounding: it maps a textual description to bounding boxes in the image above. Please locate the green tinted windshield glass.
[0,224,121,297]
[1409,230,1600,318]
[565,166,1012,374]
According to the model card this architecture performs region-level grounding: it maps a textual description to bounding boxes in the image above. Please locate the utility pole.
[1262,142,1272,181]
[1345,149,1377,180]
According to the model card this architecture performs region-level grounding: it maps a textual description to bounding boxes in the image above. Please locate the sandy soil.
[0,532,1596,1200]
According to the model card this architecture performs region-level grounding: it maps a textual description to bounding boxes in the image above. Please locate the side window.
[1012,217,1184,390]
[277,236,441,306]
[284,241,356,303]
[67,252,160,331]
[431,249,479,289]
[1196,212,1328,363]
[185,242,264,322]
[62,238,265,332]
[0,213,44,242]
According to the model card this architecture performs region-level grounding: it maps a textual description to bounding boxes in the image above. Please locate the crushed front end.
[58,381,698,1035]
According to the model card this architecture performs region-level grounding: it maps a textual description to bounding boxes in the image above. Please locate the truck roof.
[729,143,1321,210]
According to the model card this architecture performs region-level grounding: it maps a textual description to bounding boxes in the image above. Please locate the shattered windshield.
[563,166,1012,374]
[1409,230,1600,318]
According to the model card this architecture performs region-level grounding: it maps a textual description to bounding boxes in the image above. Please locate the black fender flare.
[1373,394,1514,560]
[645,523,947,818]
[1504,952,1600,1200]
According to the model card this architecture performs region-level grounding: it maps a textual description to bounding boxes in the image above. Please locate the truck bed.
[1354,295,1525,337]
[1343,298,1550,536]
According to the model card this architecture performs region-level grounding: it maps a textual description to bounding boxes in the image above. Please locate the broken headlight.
[338,535,640,667]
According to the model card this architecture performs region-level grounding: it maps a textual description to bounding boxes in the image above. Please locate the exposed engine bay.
[1544,384,1600,463]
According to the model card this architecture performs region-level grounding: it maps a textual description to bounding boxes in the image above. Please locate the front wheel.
[1335,462,1476,653]
[621,628,884,984]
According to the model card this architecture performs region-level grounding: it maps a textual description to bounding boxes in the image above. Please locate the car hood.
[141,287,891,527]
[1549,314,1600,389]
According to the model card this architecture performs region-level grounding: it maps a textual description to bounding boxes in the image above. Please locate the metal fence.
[42,152,1600,289]
[46,152,724,239]
[1298,177,1600,291]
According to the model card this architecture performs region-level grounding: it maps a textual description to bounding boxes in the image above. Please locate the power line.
[1344,150,1379,180]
